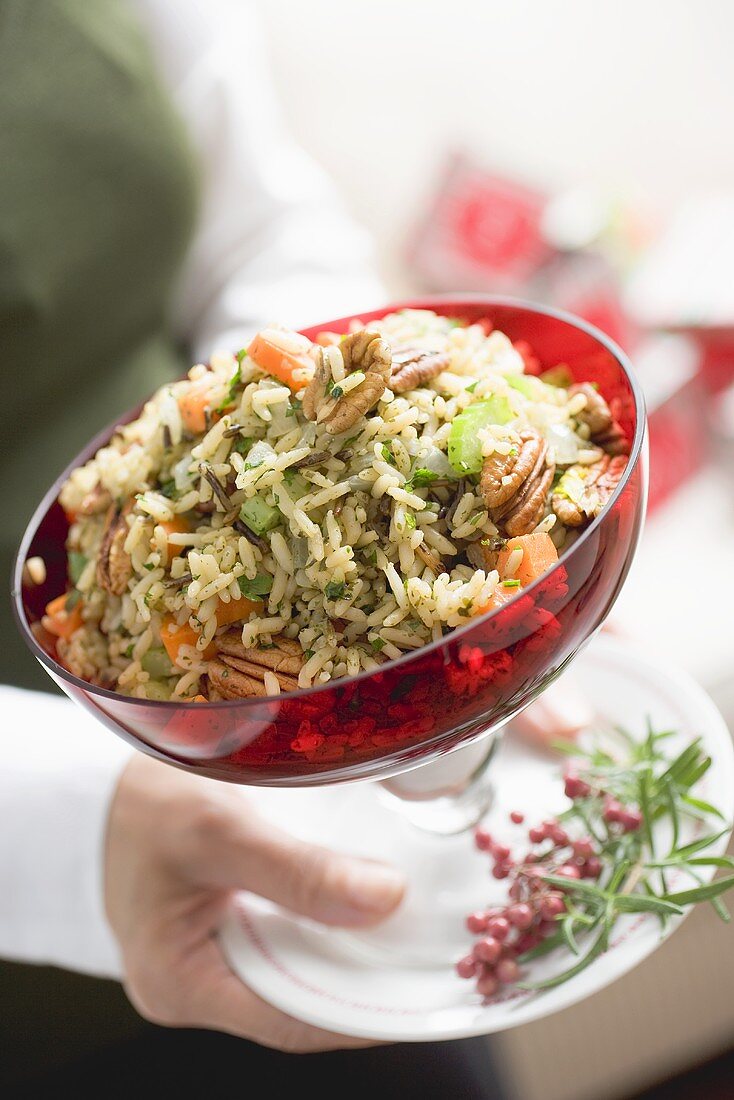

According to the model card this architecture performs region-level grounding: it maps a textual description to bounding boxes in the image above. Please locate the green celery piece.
[506,373,537,399]
[239,496,280,535]
[447,395,514,475]
[141,647,173,679]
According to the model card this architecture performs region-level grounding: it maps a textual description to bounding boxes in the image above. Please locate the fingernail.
[344,862,405,914]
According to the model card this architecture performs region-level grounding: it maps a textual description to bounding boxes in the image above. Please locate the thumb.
[186,800,405,928]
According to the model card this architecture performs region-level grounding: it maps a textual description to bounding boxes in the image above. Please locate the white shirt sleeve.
[132,0,385,362]
[0,686,133,977]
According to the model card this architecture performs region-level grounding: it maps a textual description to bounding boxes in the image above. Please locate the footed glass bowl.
[13,297,646,787]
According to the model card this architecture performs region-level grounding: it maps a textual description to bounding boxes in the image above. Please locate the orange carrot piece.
[247,331,313,392]
[473,584,521,617]
[496,533,559,587]
[178,381,220,434]
[154,516,190,559]
[43,593,84,639]
[214,594,264,628]
[160,594,264,667]
[160,617,216,665]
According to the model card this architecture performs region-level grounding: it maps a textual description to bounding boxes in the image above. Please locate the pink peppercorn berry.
[564,772,591,800]
[456,955,478,979]
[506,903,534,931]
[510,811,525,824]
[466,911,489,934]
[474,937,502,965]
[539,893,566,920]
[486,917,510,941]
[474,827,493,851]
[497,958,520,984]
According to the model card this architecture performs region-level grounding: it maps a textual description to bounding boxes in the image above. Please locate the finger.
[184,801,405,927]
[185,932,380,1052]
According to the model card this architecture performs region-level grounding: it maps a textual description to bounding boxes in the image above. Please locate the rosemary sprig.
[460,722,734,999]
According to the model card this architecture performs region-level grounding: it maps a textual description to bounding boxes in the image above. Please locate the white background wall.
[255,0,734,283]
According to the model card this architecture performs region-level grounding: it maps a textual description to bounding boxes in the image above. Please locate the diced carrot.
[160,617,217,665]
[247,330,313,392]
[154,516,190,559]
[43,593,84,639]
[315,330,343,346]
[160,593,264,667]
[496,533,559,587]
[191,694,208,703]
[214,594,264,628]
[178,381,220,434]
[473,584,521,617]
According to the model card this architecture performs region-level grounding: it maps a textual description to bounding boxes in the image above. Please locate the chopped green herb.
[304,649,315,659]
[285,396,301,418]
[406,468,441,489]
[371,637,386,653]
[143,562,156,572]
[233,436,254,454]
[380,443,396,466]
[65,588,82,611]
[469,511,484,527]
[158,478,178,499]
[324,580,346,601]
[124,644,135,658]
[237,573,273,600]
[502,579,521,588]
[68,551,88,585]
[404,512,417,530]
[330,384,344,400]
[217,354,246,412]
[365,548,377,566]
[465,380,480,394]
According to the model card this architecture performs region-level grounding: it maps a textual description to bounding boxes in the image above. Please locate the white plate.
[220,635,734,1042]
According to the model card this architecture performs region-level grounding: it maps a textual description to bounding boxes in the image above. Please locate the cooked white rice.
[55,309,596,701]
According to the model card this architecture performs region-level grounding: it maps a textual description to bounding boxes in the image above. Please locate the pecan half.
[208,632,304,698]
[479,430,544,512]
[479,429,556,538]
[390,347,450,393]
[302,331,391,435]
[570,383,629,456]
[78,482,112,516]
[96,501,133,595]
[552,454,628,527]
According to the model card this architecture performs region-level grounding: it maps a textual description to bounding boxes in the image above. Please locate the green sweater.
[1,0,199,688]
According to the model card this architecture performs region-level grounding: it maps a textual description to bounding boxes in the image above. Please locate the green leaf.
[671,829,730,861]
[158,478,178,499]
[232,436,254,454]
[324,580,346,601]
[663,875,734,906]
[406,468,443,489]
[614,894,683,917]
[521,923,609,992]
[237,573,273,600]
[68,551,88,585]
[217,356,245,411]
[680,794,725,820]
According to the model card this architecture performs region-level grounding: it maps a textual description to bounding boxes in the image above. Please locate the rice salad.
[51,309,629,701]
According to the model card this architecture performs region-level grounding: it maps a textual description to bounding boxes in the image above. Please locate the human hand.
[105,753,404,1052]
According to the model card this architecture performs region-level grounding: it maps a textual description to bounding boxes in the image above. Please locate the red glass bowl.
[13,297,647,786]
